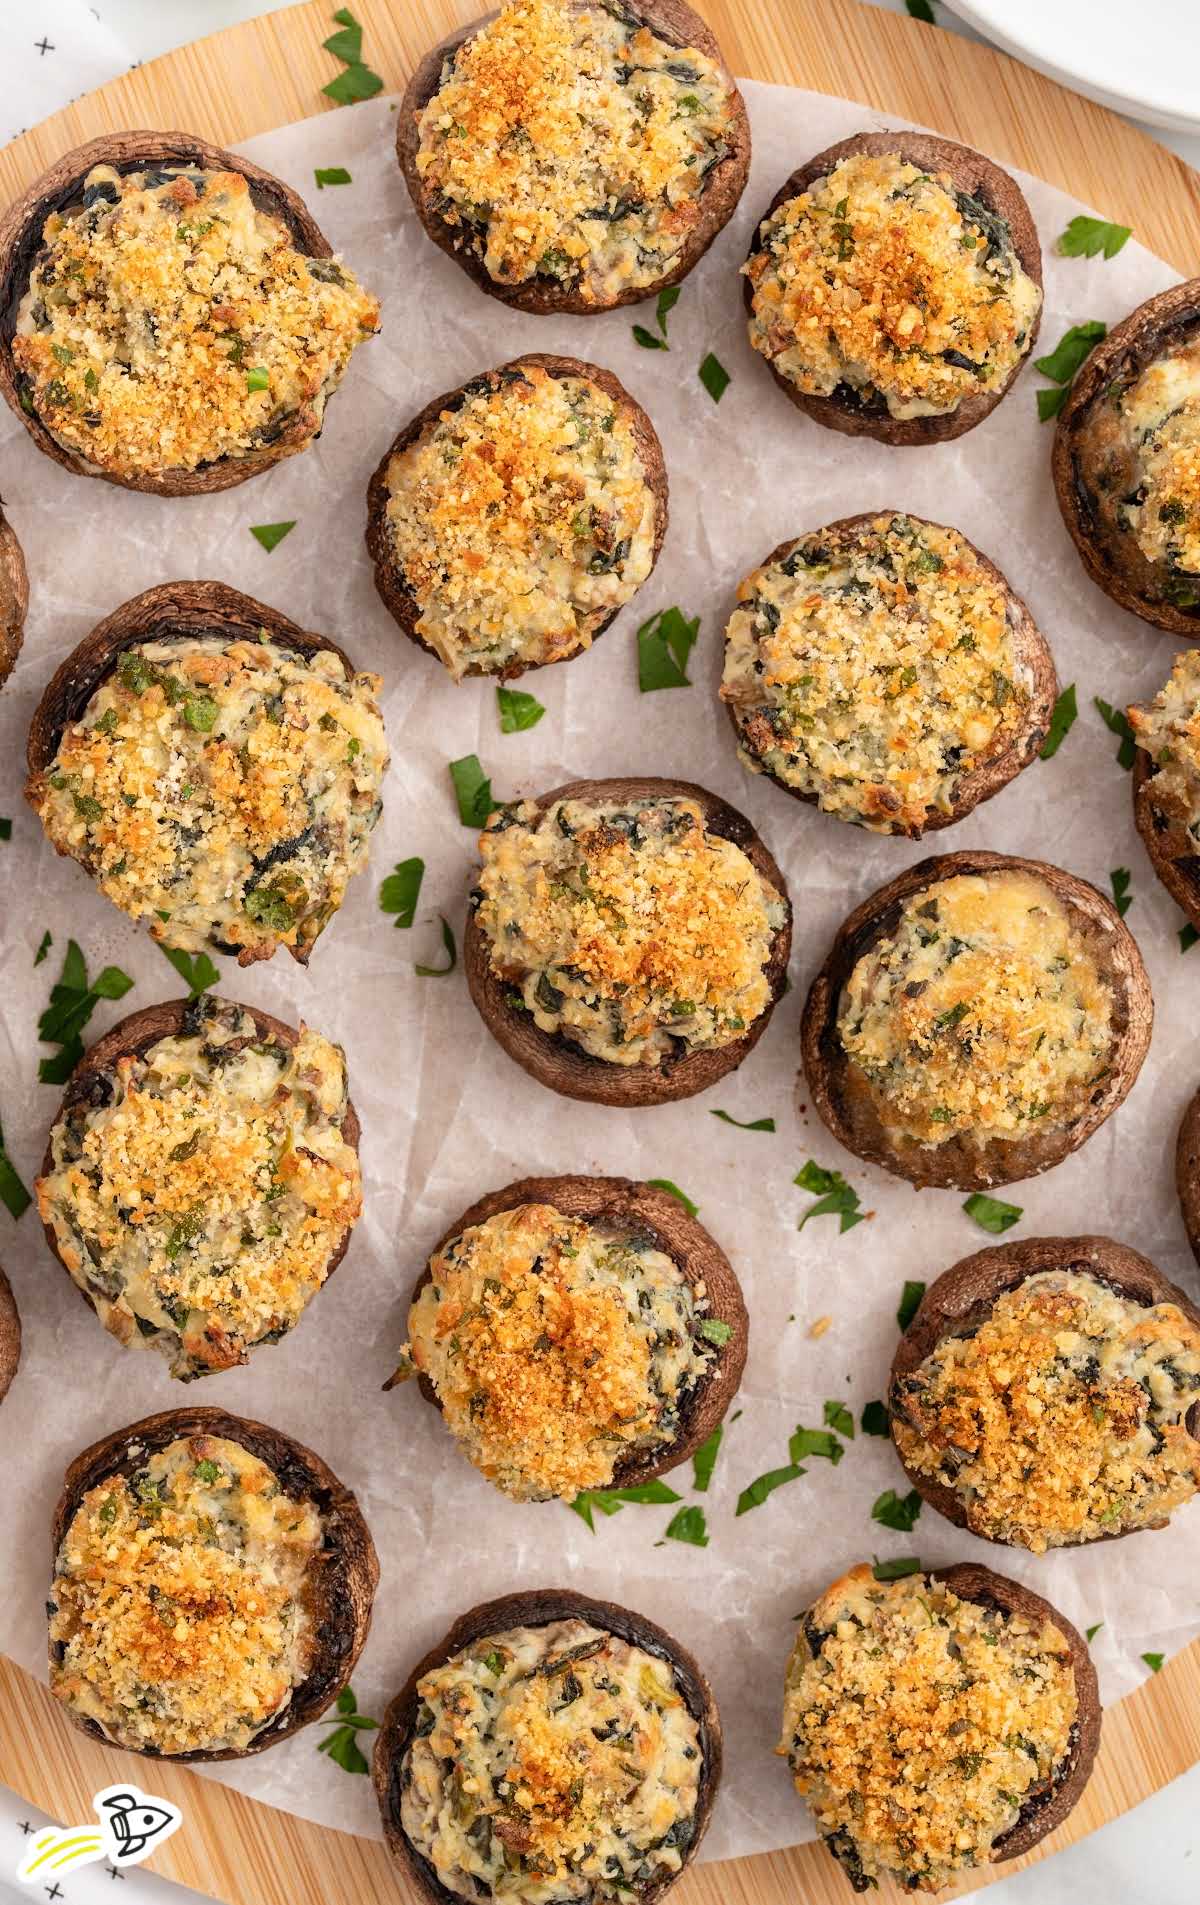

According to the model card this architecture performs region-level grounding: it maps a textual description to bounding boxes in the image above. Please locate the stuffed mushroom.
[48,1406,377,1758]
[780,1562,1099,1893]
[801,850,1153,1190]
[397,0,750,315]
[26,581,388,966]
[721,512,1056,833]
[743,132,1042,445]
[1129,647,1200,931]
[0,504,28,688]
[465,776,792,1106]
[0,1266,19,1406]
[387,1175,745,1501]
[37,994,362,1379]
[367,356,667,680]
[0,132,378,494]
[1175,1084,1200,1270]
[374,1587,721,1903]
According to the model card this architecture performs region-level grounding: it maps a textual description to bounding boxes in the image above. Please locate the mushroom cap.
[0,504,28,687]
[0,1265,20,1406]
[1132,729,1200,932]
[1174,1086,1200,1269]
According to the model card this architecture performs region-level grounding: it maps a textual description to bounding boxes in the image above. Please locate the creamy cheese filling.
[414,0,733,304]
[1129,647,1200,838]
[780,1567,1077,1891]
[837,872,1114,1148]
[892,1270,1200,1551]
[14,164,378,477]
[721,514,1030,831]
[31,634,388,960]
[1092,344,1200,603]
[37,996,361,1378]
[50,1434,323,1755]
[393,1202,714,1501]
[745,153,1041,420]
[401,1618,704,1902]
[474,795,787,1066]
[383,366,656,677]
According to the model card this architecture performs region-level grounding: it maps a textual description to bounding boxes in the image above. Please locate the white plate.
[942,0,1200,135]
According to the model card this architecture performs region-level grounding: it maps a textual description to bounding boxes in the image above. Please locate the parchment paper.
[0,82,1195,1860]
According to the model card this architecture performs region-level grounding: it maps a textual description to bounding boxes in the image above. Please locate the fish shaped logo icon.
[16,1782,183,1881]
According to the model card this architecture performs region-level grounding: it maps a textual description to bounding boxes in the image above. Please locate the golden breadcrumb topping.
[393,1202,714,1501]
[50,1433,322,1754]
[14,164,378,477]
[414,0,733,303]
[401,1618,703,1902]
[1130,647,1200,838]
[722,514,1029,832]
[780,1565,1077,1891]
[1079,341,1200,603]
[37,996,360,1378]
[893,1270,1200,1551]
[475,794,788,1065]
[383,365,656,678]
[838,872,1114,1147]
[30,635,387,961]
[745,153,1041,420]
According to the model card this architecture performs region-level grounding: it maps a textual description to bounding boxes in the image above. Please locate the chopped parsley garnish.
[157,943,219,999]
[861,1400,889,1437]
[1034,319,1107,419]
[249,520,296,552]
[795,1159,864,1234]
[1095,695,1137,769]
[663,1504,709,1547]
[1110,866,1133,918]
[1040,683,1078,758]
[637,605,699,691]
[316,1684,379,1775]
[0,1112,31,1221]
[497,686,546,733]
[1085,1622,1104,1642]
[697,1317,732,1347]
[415,916,456,977]
[243,885,296,931]
[791,1426,844,1466]
[245,366,270,393]
[0,818,10,840]
[38,939,134,1084]
[449,753,497,826]
[736,1461,806,1516]
[1057,215,1132,261]
[34,930,52,967]
[1181,924,1199,953]
[873,1554,921,1581]
[570,1480,681,1532]
[647,1177,698,1217]
[379,856,425,928]
[906,0,935,20]
[1142,1651,1165,1673]
[698,351,730,403]
[633,284,681,351]
[897,1279,926,1331]
[872,1487,922,1532]
[823,1400,854,1439]
[321,7,384,103]
[314,166,353,188]
[193,1459,221,1484]
[963,1192,1023,1235]
[692,1424,723,1492]
[710,1109,775,1131]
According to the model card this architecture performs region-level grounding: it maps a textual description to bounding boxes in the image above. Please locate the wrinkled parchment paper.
[0,82,1196,1859]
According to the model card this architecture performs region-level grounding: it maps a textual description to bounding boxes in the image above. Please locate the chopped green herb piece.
[963,1192,1023,1235]
[243,885,296,931]
[1057,215,1132,260]
[193,1459,221,1484]
[697,1317,732,1347]
[379,856,425,928]
[497,685,546,733]
[1085,1622,1104,1642]
[823,1400,855,1439]
[157,943,219,999]
[872,1487,922,1532]
[646,1177,698,1217]
[906,0,936,19]
[38,940,134,1084]
[182,694,218,734]
[1034,320,1107,386]
[316,1680,379,1774]
[322,62,383,103]
[249,520,296,553]
[314,166,353,188]
[897,1279,926,1331]
[0,1113,31,1221]
[449,754,497,827]
[872,1554,921,1581]
[735,1462,807,1516]
[245,366,270,393]
[698,351,730,403]
[637,605,699,691]
[663,1504,709,1547]
[1142,1651,1165,1673]
[861,1400,889,1437]
[790,1427,844,1466]
[795,1159,864,1234]
[692,1424,723,1492]
[415,916,457,977]
[1040,683,1078,758]
[1109,866,1133,918]
[632,325,667,351]
[1036,384,1070,422]
[34,930,52,967]
[570,1480,682,1532]
[632,284,680,350]
[323,7,362,62]
[1181,924,1199,953]
[710,1109,775,1131]
[0,818,10,841]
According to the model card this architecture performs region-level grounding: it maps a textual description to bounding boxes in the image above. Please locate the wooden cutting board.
[1,4,1199,1902]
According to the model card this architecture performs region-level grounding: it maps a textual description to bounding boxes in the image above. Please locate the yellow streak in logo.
[23,1830,104,1873]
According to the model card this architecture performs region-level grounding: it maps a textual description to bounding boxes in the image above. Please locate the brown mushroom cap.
[39,997,362,1360]
[25,580,360,967]
[1052,281,1200,636]
[724,513,1058,834]
[1174,1087,1200,1269]
[374,1586,722,1904]
[800,849,1153,1190]
[1132,721,1200,932]
[0,1265,20,1406]
[464,775,793,1106]
[49,1404,378,1760]
[0,131,341,495]
[365,355,669,680]
[396,1174,747,1492]
[793,1560,1100,1882]
[0,503,28,688]
[889,1234,1200,1543]
[396,1,751,316]
[742,131,1043,446]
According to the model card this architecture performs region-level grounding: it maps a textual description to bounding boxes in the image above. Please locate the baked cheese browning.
[1077,339,1200,608]
[29,635,388,960]
[13,164,378,478]
[721,515,1030,833]
[384,367,656,678]
[50,1434,323,1755]
[394,1203,714,1501]
[400,1618,704,1901]
[1130,649,1200,839]
[837,872,1114,1148]
[893,1272,1200,1551]
[36,996,361,1379]
[779,1566,1077,1892]
[413,0,734,304]
[474,795,788,1066]
[745,153,1041,420]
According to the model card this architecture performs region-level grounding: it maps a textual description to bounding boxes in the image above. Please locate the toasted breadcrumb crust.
[780,1565,1077,1891]
[413,0,734,305]
[401,1617,703,1901]
[722,514,1029,832]
[13,164,377,479]
[50,1433,322,1754]
[892,1271,1200,1551]
[837,871,1114,1147]
[29,635,387,961]
[37,997,361,1378]
[474,793,788,1066]
[745,153,1041,420]
[1130,647,1200,835]
[395,1202,713,1501]
[382,365,656,677]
